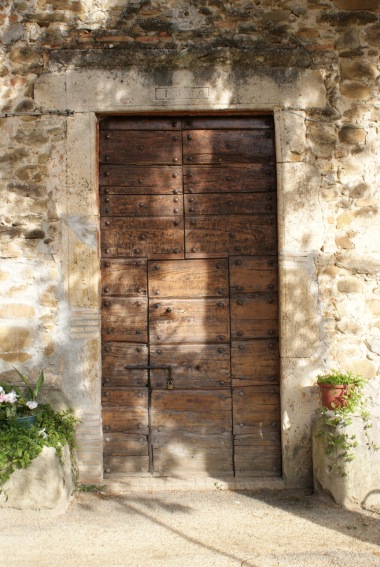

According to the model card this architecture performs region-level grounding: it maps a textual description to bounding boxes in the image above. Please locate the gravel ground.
[1,489,380,567]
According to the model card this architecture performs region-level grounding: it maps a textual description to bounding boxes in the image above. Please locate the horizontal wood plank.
[184,165,276,194]
[151,390,232,434]
[151,431,232,449]
[101,217,184,258]
[101,387,148,408]
[233,386,280,434]
[231,340,279,382]
[153,448,233,475]
[102,407,149,435]
[103,433,148,456]
[231,294,278,339]
[99,165,183,193]
[234,429,281,447]
[185,215,277,257]
[182,130,275,164]
[184,193,276,216]
[149,299,230,344]
[103,456,150,475]
[234,445,281,476]
[102,342,148,387]
[101,259,147,296]
[101,297,147,342]
[148,259,229,298]
[100,194,183,217]
[150,344,231,389]
[182,117,273,130]
[100,130,182,165]
[101,118,181,131]
[229,256,278,294]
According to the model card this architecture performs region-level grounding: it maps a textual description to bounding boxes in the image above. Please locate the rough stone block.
[340,60,378,80]
[313,416,380,511]
[337,277,364,293]
[280,255,322,358]
[338,125,366,144]
[0,304,35,318]
[0,445,74,513]
[333,0,380,8]
[0,326,32,352]
[340,81,372,99]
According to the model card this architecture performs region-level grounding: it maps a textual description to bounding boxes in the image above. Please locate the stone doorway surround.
[35,67,327,487]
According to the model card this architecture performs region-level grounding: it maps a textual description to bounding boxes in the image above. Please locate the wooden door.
[100,116,280,479]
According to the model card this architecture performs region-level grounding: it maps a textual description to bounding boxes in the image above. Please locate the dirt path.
[1,489,380,567]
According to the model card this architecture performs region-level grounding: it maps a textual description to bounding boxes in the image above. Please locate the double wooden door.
[99,116,281,479]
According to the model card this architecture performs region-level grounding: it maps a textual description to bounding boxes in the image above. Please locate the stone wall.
[1,0,379,487]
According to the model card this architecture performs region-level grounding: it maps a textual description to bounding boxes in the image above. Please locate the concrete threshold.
[100,476,287,492]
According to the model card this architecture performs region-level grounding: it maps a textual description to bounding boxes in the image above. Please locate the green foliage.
[0,404,79,492]
[76,483,107,493]
[317,369,378,476]
[12,367,45,401]
[316,369,365,387]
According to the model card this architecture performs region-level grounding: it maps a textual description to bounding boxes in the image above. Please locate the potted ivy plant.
[316,369,377,476]
[316,369,364,410]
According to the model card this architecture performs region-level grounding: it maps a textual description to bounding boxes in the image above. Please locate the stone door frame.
[35,68,326,486]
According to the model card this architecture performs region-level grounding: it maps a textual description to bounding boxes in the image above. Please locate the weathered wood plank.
[182,130,275,164]
[234,429,281,447]
[100,194,183,217]
[101,387,148,408]
[153,448,233,475]
[231,340,279,383]
[101,217,184,259]
[184,193,276,216]
[99,165,183,194]
[229,256,278,294]
[101,297,147,342]
[152,390,232,412]
[101,118,181,131]
[185,215,277,257]
[99,130,182,165]
[231,320,279,341]
[184,165,276,194]
[102,407,149,435]
[103,456,150,475]
[151,390,232,434]
[102,342,148,387]
[182,117,273,130]
[148,259,229,298]
[231,293,278,320]
[101,259,147,297]
[234,445,281,476]
[233,386,280,434]
[149,299,230,344]
[150,344,230,389]
[103,433,148,456]
[151,431,232,449]
[231,294,278,338]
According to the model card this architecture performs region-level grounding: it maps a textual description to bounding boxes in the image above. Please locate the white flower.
[38,428,48,439]
[26,400,38,410]
[5,391,18,404]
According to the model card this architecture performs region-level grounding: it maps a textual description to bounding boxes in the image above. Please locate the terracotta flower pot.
[319,383,350,410]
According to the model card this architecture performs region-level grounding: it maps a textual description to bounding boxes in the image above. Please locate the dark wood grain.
[184,193,276,216]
